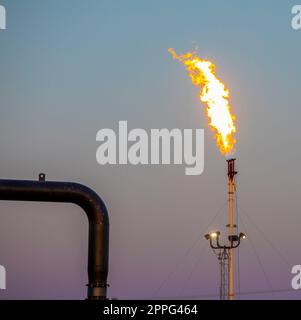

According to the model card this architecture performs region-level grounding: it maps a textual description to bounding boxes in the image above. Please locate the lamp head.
[239,232,247,240]
[204,231,220,240]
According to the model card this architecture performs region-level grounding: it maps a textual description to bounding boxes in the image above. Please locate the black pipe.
[0,174,109,299]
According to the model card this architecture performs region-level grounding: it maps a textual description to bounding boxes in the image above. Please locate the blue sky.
[0,0,301,299]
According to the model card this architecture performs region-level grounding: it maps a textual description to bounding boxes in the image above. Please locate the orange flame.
[168,48,236,155]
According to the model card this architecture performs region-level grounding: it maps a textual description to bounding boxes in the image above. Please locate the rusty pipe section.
[0,175,109,299]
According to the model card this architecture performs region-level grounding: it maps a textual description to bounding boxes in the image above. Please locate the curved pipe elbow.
[0,178,109,300]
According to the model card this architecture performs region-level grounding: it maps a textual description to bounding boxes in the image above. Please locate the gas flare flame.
[168,48,236,155]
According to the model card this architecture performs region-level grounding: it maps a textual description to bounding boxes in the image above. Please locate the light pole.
[204,231,246,300]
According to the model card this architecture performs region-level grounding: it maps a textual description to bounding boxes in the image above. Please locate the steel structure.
[0,174,109,300]
[204,159,246,300]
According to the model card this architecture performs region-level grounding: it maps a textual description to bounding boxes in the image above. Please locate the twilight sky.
[0,0,301,299]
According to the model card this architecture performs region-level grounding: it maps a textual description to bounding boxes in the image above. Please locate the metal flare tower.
[227,158,237,300]
[204,158,246,300]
